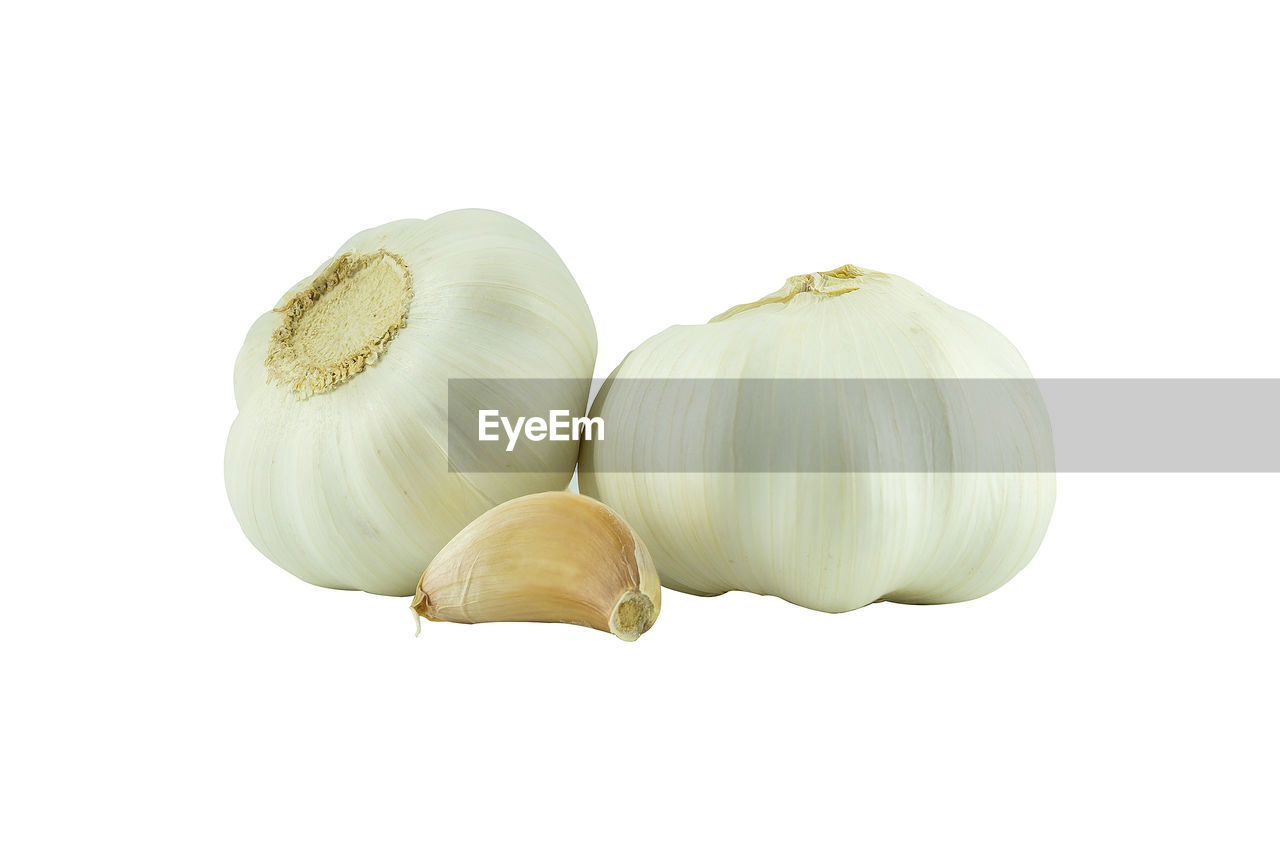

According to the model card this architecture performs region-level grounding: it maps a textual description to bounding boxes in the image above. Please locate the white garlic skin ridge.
[226,210,597,596]
[579,266,1055,613]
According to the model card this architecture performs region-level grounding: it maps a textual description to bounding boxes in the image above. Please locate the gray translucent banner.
[447,379,1280,473]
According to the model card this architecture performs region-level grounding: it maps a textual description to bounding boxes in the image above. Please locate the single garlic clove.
[411,492,661,641]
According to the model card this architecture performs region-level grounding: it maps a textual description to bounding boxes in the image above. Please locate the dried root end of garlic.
[411,491,661,641]
[608,590,657,641]
[265,248,414,398]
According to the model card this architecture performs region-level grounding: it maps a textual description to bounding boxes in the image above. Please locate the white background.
[2,2,1277,848]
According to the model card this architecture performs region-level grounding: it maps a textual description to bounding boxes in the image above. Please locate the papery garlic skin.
[579,265,1055,613]
[226,210,597,596]
[412,491,660,641]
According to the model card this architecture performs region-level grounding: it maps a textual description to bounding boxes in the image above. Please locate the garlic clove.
[411,492,661,641]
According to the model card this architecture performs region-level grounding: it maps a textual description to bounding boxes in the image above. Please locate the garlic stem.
[710,264,883,322]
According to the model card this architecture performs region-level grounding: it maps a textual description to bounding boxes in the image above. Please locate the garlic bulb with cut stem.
[226,210,597,596]
[412,491,661,641]
[579,264,1055,613]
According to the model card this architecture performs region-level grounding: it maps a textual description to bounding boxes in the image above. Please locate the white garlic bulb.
[579,265,1054,613]
[226,210,597,596]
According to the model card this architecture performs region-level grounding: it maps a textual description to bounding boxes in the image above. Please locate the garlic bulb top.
[579,265,1055,613]
[226,210,597,596]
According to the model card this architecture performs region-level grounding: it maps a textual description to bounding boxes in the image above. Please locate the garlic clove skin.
[580,265,1055,614]
[411,492,661,641]
[225,211,597,596]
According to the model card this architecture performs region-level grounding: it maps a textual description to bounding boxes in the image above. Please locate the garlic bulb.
[412,491,660,641]
[579,265,1055,613]
[226,211,597,596]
